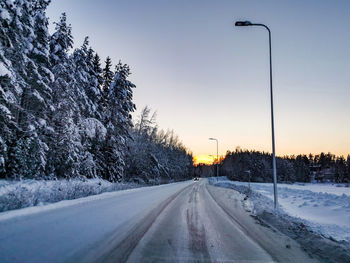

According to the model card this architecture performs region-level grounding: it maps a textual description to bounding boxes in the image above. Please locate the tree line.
[0,0,193,183]
[126,106,193,184]
[220,148,350,183]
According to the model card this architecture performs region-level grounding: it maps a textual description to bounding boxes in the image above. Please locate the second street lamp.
[209,138,219,177]
[234,20,278,209]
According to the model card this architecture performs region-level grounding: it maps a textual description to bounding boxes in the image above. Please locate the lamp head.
[235,21,252,27]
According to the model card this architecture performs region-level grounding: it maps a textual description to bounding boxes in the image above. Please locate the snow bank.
[0,179,140,213]
[210,177,350,243]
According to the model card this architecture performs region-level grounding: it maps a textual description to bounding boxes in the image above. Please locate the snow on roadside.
[237,181,350,196]
[0,186,142,222]
[210,177,350,243]
[0,179,141,213]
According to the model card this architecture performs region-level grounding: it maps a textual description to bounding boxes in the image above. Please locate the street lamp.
[209,138,219,177]
[234,20,278,209]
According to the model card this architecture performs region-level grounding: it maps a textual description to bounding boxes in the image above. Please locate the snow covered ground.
[0,179,141,212]
[211,177,350,243]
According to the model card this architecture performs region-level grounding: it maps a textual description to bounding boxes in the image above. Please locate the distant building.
[310,164,335,182]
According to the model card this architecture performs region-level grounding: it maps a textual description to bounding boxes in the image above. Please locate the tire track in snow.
[206,183,318,263]
[92,183,194,263]
[205,183,276,261]
[186,182,211,261]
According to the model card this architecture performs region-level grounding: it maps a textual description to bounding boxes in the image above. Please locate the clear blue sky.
[47,0,350,157]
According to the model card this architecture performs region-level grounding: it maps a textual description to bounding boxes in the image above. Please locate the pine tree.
[24,0,53,178]
[48,12,82,179]
[1,3,192,183]
[0,0,53,179]
[346,155,350,183]
[85,46,102,120]
[335,156,346,183]
[92,53,104,89]
[102,61,136,181]
[0,0,17,177]
[111,61,136,134]
[92,53,105,121]
[125,107,193,184]
[102,56,113,108]
[71,37,101,119]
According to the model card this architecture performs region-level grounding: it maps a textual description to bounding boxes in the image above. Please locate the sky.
[46,0,350,159]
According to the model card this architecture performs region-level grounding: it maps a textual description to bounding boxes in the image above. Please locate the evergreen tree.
[346,155,350,183]
[0,3,193,183]
[111,61,136,134]
[71,37,95,117]
[335,156,346,183]
[293,155,310,182]
[48,12,81,179]
[102,61,135,181]
[92,53,105,121]
[0,0,17,177]
[125,107,193,184]
[92,53,104,89]
[101,56,113,108]
[71,38,107,178]
[1,0,53,179]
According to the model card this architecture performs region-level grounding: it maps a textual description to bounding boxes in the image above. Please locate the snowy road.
[0,179,316,262]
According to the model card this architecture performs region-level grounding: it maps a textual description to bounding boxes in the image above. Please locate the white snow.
[28,124,35,131]
[38,118,46,127]
[42,66,55,82]
[0,104,11,116]
[0,184,141,222]
[0,178,141,212]
[6,0,14,6]
[0,62,11,77]
[14,6,21,16]
[212,177,350,243]
[263,182,350,196]
[0,9,10,21]
[32,90,44,102]
[79,117,107,139]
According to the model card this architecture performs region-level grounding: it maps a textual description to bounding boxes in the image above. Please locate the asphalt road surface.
[0,179,317,262]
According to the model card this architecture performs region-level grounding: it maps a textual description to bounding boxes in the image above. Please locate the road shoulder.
[207,182,319,262]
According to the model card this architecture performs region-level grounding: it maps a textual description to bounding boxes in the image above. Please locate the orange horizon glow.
[193,155,225,166]
[193,155,215,165]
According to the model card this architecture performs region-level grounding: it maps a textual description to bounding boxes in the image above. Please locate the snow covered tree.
[102,61,136,181]
[101,56,113,108]
[92,53,105,121]
[92,53,104,91]
[49,12,73,65]
[71,37,99,118]
[48,12,82,179]
[126,107,193,184]
[0,0,54,179]
[111,61,136,135]
[0,0,18,177]
[0,2,192,183]
[72,38,109,178]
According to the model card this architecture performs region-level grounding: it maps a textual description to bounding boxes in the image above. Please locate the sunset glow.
[193,155,215,165]
[193,155,225,166]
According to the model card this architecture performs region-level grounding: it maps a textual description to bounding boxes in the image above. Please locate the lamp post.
[234,20,278,209]
[209,138,219,177]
